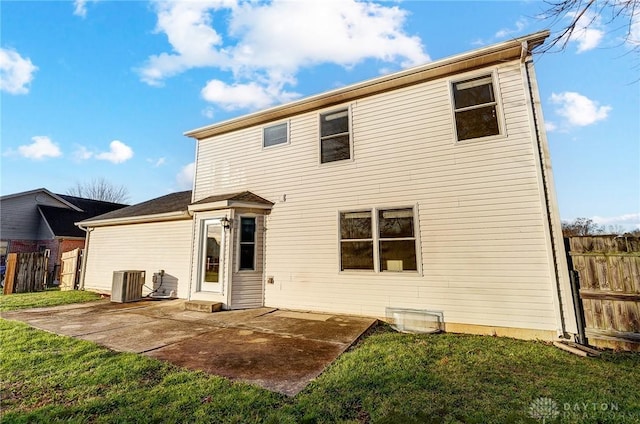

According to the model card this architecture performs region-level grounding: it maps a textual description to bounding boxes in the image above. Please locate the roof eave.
[77,210,191,228]
[184,30,550,140]
[188,199,273,213]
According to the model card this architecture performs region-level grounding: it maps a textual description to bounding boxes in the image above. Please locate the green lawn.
[0,289,103,312]
[1,293,639,423]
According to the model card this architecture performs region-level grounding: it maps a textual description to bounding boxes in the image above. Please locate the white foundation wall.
[193,62,561,332]
[83,219,193,299]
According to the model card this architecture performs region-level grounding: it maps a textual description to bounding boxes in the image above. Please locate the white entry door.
[200,219,225,293]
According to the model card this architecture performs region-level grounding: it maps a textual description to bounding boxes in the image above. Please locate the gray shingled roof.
[192,191,274,206]
[82,190,193,222]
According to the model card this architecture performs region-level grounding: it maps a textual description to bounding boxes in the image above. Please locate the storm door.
[200,219,225,293]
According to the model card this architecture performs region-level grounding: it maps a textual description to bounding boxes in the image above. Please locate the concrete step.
[184,300,223,313]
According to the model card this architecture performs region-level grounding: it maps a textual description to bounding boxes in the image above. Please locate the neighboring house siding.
[5,240,40,253]
[83,220,193,298]
[230,215,265,309]
[193,62,560,331]
[0,193,68,240]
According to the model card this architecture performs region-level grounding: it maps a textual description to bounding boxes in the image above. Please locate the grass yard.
[0,289,102,312]
[1,293,639,423]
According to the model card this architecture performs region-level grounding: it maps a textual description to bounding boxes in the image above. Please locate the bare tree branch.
[67,178,129,203]
[540,0,640,53]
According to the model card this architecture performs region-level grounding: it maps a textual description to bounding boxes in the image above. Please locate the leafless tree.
[561,217,605,236]
[67,178,129,203]
[541,0,639,52]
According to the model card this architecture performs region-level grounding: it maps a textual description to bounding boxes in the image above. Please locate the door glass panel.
[203,222,221,283]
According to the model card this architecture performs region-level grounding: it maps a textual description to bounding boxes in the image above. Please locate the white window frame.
[338,205,421,274]
[319,106,353,165]
[449,70,506,143]
[262,120,290,149]
[237,215,257,272]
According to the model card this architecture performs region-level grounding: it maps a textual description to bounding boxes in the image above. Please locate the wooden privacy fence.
[60,248,82,291]
[2,251,49,294]
[567,236,640,351]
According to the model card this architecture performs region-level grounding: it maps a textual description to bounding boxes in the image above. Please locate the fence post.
[569,270,587,345]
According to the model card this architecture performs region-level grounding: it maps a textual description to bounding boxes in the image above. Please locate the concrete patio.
[2,299,377,396]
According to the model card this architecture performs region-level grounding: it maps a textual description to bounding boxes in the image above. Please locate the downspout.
[521,51,569,339]
[76,223,93,291]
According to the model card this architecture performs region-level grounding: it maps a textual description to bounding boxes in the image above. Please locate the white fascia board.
[188,200,232,212]
[77,210,191,228]
[188,200,273,213]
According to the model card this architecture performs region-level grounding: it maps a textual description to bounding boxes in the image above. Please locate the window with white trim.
[452,74,500,141]
[239,217,256,270]
[340,207,418,272]
[320,108,350,163]
[263,122,288,148]
[340,211,374,270]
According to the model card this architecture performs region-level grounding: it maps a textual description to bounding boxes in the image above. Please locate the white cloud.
[139,0,428,110]
[495,18,528,39]
[73,145,94,161]
[17,136,62,160]
[565,10,604,53]
[202,106,216,119]
[147,157,166,167]
[0,48,38,95]
[544,121,558,132]
[137,0,230,86]
[201,79,298,110]
[176,162,195,189]
[74,0,88,17]
[550,91,611,127]
[592,213,640,230]
[95,140,134,164]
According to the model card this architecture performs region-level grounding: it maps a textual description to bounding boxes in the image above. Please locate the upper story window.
[452,74,500,141]
[263,122,288,148]
[320,108,350,163]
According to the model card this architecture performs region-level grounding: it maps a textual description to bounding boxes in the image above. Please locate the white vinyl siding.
[83,219,193,299]
[192,61,560,332]
[230,215,265,309]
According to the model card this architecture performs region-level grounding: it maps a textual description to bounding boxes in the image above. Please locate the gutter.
[522,56,571,338]
[78,210,192,228]
[76,222,93,290]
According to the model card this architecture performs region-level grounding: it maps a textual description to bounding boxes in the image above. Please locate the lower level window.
[340,207,417,272]
[239,217,256,270]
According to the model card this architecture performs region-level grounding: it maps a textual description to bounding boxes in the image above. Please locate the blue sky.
[1,0,639,230]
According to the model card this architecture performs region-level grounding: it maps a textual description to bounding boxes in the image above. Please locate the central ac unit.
[111,270,145,303]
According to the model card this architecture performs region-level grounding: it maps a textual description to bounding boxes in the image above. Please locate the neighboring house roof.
[0,188,83,211]
[38,207,94,238]
[184,30,549,140]
[58,195,127,216]
[80,190,193,227]
[38,198,126,238]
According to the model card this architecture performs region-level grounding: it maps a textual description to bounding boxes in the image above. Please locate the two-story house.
[79,31,578,341]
